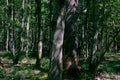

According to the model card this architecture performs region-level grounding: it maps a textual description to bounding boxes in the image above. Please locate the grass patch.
[95,53,120,80]
[0,52,49,80]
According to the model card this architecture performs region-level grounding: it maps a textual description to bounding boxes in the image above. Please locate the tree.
[48,0,65,79]
[26,0,31,56]
[20,0,25,51]
[63,0,80,78]
[13,0,25,64]
[8,0,16,64]
[35,0,43,67]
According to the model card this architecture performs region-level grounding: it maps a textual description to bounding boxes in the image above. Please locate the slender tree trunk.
[89,0,99,73]
[8,0,16,64]
[49,0,53,57]
[6,0,9,52]
[33,26,37,54]
[3,16,6,51]
[31,29,34,50]
[6,29,9,51]
[26,15,30,56]
[13,0,25,64]
[35,0,43,67]
[84,0,90,59]
[113,21,118,53]
[21,0,25,51]
[26,0,31,57]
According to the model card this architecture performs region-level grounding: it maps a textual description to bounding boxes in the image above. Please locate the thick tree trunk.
[63,0,80,78]
[48,5,65,80]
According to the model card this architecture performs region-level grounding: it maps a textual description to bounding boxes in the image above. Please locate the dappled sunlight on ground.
[95,53,120,80]
[0,52,49,80]
[0,52,120,80]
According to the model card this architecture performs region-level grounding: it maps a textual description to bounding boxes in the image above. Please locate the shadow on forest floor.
[96,53,120,80]
[0,52,120,80]
[0,52,49,80]
[77,53,120,80]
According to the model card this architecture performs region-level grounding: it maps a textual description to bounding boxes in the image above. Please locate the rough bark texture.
[48,5,65,80]
[63,0,80,78]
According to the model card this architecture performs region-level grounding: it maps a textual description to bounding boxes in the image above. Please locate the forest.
[0,0,120,80]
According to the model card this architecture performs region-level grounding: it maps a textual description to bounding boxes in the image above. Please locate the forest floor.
[0,51,49,80]
[0,52,120,80]
[95,53,120,80]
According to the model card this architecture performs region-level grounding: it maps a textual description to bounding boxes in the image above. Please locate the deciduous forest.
[0,0,120,80]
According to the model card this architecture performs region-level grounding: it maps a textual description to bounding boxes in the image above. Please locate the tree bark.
[8,0,16,64]
[63,0,80,78]
[35,0,43,67]
[89,0,99,73]
[26,0,31,57]
[21,0,25,51]
[48,3,65,80]
[6,0,9,52]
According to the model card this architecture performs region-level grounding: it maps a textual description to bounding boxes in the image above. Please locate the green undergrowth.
[96,52,120,79]
[0,52,49,80]
[72,52,120,80]
[0,52,120,80]
[99,53,120,73]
